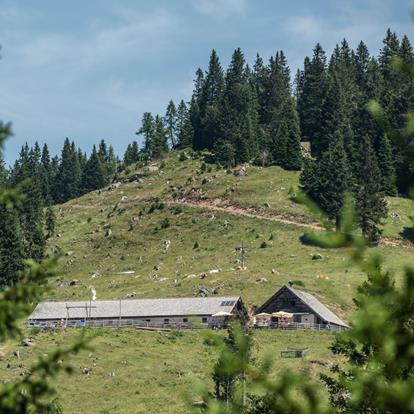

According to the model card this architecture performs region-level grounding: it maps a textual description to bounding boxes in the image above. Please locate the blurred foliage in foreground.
[0,126,88,413]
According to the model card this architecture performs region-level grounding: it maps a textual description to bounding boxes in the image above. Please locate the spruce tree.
[197,50,224,150]
[81,145,105,193]
[297,43,328,149]
[152,115,169,158]
[190,68,205,150]
[178,100,195,149]
[45,206,56,238]
[40,143,52,205]
[284,98,303,170]
[137,112,155,157]
[300,131,350,229]
[376,133,397,196]
[270,119,288,166]
[165,100,178,149]
[220,48,259,163]
[354,135,388,244]
[0,201,24,286]
[54,138,81,203]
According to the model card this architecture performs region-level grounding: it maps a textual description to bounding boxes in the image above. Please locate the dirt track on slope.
[169,197,412,249]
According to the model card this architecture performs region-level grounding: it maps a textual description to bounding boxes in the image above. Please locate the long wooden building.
[28,296,245,329]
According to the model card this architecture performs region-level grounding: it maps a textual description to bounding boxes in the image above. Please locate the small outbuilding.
[28,296,245,329]
[255,285,348,331]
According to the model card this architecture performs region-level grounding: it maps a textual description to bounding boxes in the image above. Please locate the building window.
[202,317,208,323]
[145,319,151,323]
[183,318,188,323]
[164,318,169,324]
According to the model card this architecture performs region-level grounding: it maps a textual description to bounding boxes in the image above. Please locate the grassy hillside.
[0,329,335,414]
[4,151,413,413]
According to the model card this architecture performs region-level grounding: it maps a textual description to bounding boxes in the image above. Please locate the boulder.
[233,167,247,177]
[69,279,80,286]
[105,228,112,237]
[312,253,323,260]
[256,277,268,283]
[21,338,35,347]
[80,367,92,375]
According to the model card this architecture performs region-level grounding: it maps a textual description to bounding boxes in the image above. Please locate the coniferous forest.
[1,29,413,289]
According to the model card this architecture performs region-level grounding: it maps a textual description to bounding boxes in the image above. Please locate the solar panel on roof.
[220,300,235,306]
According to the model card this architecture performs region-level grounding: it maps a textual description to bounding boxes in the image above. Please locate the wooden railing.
[27,319,219,330]
[254,321,346,332]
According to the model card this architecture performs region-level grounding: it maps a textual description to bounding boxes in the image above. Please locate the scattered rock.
[199,273,207,279]
[208,269,221,274]
[105,228,112,237]
[69,279,80,286]
[312,253,323,260]
[90,271,100,278]
[271,268,279,275]
[108,182,121,190]
[187,274,197,279]
[256,277,268,283]
[197,286,209,297]
[21,338,35,347]
[262,202,271,208]
[193,400,207,408]
[13,350,20,359]
[66,251,74,257]
[159,277,169,282]
[121,196,128,202]
[80,367,92,375]
[163,239,171,252]
[234,167,247,177]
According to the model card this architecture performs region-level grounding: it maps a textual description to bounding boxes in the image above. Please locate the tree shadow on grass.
[400,227,414,243]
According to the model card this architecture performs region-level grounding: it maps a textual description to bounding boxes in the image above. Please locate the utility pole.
[235,241,247,270]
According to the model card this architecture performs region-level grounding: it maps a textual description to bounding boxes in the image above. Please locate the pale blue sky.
[0,0,412,164]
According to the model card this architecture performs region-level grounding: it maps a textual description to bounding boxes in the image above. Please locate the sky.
[0,0,413,164]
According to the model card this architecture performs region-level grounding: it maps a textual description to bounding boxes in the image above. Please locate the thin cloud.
[192,0,247,18]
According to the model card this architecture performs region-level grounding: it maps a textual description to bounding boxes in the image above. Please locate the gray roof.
[286,286,348,327]
[29,296,240,320]
[258,285,348,327]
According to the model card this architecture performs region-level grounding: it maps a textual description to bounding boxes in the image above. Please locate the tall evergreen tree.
[123,141,140,166]
[0,148,24,286]
[376,133,397,196]
[81,145,105,193]
[152,115,169,158]
[54,138,81,203]
[40,143,53,204]
[219,48,259,163]
[284,98,303,170]
[354,135,388,244]
[197,50,225,150]
[300,132,350,229]
[0,201,24,286]
[190,68,205,150]
[137,112,155,157]
[297,43,328,149]
[165,100,178,149]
